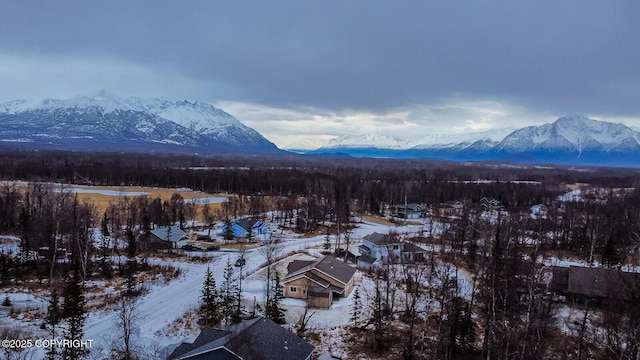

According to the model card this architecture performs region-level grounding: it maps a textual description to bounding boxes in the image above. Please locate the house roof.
[314,256,357,284]
[235,218,261,232]
[150,225,187,242]
[174,317,314,360]
[183,347,242,360]
[168,328,231,359]
[397,203,422,211]
[567,266,640,299]
[362,232,398,246]
[441,200,463,208]
[480,197,503,207]
[287,260,315,274]
[403,243,426,253]
[357,254,377,264]
[285,255,356,286]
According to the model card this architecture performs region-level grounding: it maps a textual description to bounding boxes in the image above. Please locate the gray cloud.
[1,1,640,147]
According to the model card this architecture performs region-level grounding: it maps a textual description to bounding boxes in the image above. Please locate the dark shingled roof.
[313,256,357,284]
[285,255,356,286]
[168,328,231,359]
[175,317,314,360]
[358,254,377,264]
[403,243,426,253]
[362,232,395,246]
[287,260,315,274]
[182,347,242,360]
[235,218,261,232]
[567,266,640,299]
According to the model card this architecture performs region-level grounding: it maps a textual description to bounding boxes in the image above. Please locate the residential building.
[550,266,640,304]
[479,196,504,211]
[145,225,188,249]
[439,200,464,216]
[395,203,424,219]
[284,255,357,308]
[221,218,269,240]
[359,232,427,265]
[167,317,315,360]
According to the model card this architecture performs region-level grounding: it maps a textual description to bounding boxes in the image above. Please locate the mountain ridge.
[310,116,640,167]
[0,92,281,155]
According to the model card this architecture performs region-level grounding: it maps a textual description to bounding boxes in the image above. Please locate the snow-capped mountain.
[313,116,640,167]
[321,132,411,150]
[496,115,640,153]
[409,128,516,151]
[319,128,515,151]
[0,91,281,155]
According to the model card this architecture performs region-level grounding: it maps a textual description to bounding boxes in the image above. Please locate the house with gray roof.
[395,203,424,219]
[359,232,427,266]
[167,317,315,360]
[479,196,504,211]
[550,266,640,304]
[284,255,357,308]
[145,225,189,249]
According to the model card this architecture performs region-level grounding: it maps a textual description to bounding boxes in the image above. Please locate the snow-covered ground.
[80,218,432,357]
[0,235,20,256]
[54,188,151,196]
[14,213,626,358]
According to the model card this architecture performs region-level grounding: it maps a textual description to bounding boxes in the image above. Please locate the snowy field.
[54,188,151,196]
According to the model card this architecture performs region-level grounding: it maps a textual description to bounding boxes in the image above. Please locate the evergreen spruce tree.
[266,273,286,324]
[224,219,235,242]
[350,287,361,323]
[99,211,112,278]
[124,229,138,296]
[200,266,219,327]
[323,230,331,254]
[220,258,238,324]
[62,270,87,360]
[46,289,60,360]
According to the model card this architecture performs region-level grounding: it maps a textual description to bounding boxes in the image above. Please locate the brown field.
[16,183,228,216]
[77,185,227,216]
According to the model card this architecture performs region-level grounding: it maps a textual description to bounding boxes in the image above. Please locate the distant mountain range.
[1,95,638,167]
[0,91,281,155]
[306,115,640,167]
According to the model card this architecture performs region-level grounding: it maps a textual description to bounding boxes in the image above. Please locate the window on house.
[393,245,399,250]
[290,286,297,293]
[302,289,306,294]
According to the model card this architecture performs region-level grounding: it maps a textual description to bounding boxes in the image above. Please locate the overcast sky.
[1,2,639,148]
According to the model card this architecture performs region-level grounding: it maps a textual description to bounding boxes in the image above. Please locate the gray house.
[550,266,640,304]
[168,317,315,360]
[359,232,426,267]
[146,225,189,249]
[479,197,504,211]
[396,203,424,219]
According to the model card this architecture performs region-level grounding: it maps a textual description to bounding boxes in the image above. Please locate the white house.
[147,225,189,249]
[395,203,424,219]
[359,232,427,265]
